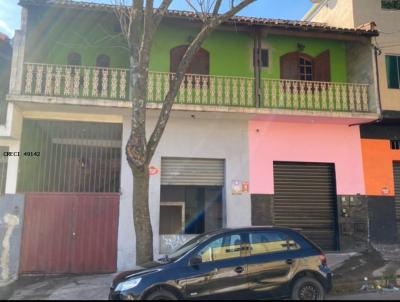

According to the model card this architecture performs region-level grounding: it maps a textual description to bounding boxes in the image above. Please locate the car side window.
[249,231,300,256]
[198,234,242,263]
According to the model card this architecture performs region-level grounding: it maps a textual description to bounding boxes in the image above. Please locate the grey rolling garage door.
[273,162,339,251]
[394,162,400,241]
[161,158,225,186]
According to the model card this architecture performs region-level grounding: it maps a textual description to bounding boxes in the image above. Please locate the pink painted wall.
[249,120,365,195]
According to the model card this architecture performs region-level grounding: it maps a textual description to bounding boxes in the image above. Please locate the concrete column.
[117,116,136,271]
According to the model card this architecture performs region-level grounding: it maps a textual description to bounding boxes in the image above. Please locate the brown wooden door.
[20,193,119,274]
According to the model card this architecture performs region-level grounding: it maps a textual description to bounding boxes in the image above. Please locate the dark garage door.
[394,162,400,241]
[273,162,339,251]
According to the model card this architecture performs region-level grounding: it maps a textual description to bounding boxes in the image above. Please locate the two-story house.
[1,0,379,275]
[304,0,400,247]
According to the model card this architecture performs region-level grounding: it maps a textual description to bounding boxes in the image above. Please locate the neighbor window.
[386,55,400,89]
[391,140,400,150]
[382,0,400,9]
[253,48,269,68]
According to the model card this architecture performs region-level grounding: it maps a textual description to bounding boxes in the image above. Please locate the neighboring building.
[0,33,12,193]
[1,0,380,276]
[305,0,400,245]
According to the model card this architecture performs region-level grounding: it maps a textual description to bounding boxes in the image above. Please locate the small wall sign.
[231,180,250,195]
[232,180,242,195]
[242,181,250,193]
[149,166,160,176]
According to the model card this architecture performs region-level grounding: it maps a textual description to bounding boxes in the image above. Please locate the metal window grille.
[0,147,8,195]
[17,119,122,193]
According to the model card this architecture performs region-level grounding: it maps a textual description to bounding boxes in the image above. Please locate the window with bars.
[386,55,400,89]
[382,0,400,9]
[391,140,400,150]
[17,119,122,193]
[253,48,269,68]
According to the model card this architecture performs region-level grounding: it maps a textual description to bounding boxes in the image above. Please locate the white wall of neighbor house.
[117,110,252,271]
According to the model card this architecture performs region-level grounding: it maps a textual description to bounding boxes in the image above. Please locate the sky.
[0,0,314,38]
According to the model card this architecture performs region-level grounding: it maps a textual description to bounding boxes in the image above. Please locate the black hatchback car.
[109,227,332,300]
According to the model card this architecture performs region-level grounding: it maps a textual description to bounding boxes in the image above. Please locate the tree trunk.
[132,165,153,265]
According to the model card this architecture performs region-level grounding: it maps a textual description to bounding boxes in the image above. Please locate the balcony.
[21,63,372,113]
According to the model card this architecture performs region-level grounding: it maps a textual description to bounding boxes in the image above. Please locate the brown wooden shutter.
[313,50,331,82]
[170,45,209,75]
[280,52,300,80]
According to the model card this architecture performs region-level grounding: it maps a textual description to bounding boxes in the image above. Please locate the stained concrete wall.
[0,194,24,286]
[117,110,251,271]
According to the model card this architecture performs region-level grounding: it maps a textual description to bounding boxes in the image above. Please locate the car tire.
[145,289,178,300]
[291,277,325,300]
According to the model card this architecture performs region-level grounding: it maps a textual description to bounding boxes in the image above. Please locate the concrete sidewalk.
[9,274,114,300]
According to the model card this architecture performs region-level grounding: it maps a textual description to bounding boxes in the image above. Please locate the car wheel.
[145,289,178,300]
[291,277,325,300]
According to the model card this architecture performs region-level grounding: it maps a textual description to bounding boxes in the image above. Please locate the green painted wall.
[262,35,348,82]
[26,7,348,82]
[26,7,129,67]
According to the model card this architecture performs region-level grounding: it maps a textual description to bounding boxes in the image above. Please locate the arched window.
[170,45,209,87]
[170,45,209,75]
[280,50,330,82]
[299,55,313,81]
[67,52,81,66]
[95,55,111,95]
[96,54,111,68]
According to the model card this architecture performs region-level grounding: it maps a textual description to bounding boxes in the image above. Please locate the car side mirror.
[189,255,202,266]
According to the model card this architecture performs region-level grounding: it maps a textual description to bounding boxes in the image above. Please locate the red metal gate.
[20,193,120,274]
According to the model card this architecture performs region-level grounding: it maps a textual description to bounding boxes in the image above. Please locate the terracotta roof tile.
[19,0,379,37]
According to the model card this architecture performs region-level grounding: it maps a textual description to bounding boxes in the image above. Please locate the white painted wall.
[117,111,251,270]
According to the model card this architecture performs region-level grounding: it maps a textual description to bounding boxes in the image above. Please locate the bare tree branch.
[146,0,256,162]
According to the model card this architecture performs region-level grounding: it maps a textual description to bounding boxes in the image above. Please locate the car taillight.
[320,254,327,266]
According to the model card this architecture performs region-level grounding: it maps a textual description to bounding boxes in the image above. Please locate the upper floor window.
[386,55,400,89]
[170,45,209,87]
[67,52,81,66]
[170,45,209,75]
[96,54,111,68]
[280,50,330,82]
[391,140,400,150]
[299,56,313,81]
[382,0,400,9]
[253,48,269,68]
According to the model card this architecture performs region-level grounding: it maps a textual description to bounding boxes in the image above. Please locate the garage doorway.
[273,162,339,251]
[18,119,122,274]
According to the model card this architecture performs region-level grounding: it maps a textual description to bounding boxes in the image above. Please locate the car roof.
[208,226,301,236]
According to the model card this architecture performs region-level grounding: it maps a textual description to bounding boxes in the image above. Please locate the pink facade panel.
[249,120,365,195]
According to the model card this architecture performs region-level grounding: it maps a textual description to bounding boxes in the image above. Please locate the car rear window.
[249,231,301,256]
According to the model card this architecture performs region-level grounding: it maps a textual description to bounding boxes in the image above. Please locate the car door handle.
[286,259,294,265]
[234,266,244,274]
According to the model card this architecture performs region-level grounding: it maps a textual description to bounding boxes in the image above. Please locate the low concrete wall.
[0,194,24,286]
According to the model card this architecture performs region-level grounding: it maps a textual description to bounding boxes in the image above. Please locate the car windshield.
[167,233,214,260]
